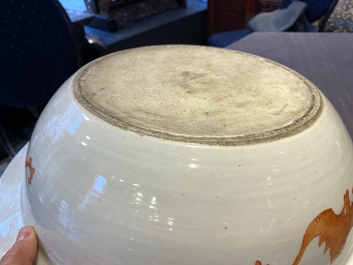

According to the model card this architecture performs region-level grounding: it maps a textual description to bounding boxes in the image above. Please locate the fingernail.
[16,226,33,242]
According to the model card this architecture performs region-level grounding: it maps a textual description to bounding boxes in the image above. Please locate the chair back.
[0,0,80,107]
[282,0,339,25]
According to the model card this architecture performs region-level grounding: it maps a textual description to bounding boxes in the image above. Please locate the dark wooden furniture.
[84,0,207,53]
[85,0,186,31]
[207,0,282,36]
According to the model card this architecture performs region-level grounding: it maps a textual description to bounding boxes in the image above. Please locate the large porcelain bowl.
[2,45,353,265]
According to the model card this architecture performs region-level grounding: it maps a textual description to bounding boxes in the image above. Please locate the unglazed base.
[74,45,322,145]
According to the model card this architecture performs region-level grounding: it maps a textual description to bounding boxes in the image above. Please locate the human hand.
[0,226,38,265]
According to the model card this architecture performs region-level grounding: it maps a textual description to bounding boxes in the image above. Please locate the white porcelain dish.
[1,45,353,265]
[0,144,28,257]
[0,145,50,264]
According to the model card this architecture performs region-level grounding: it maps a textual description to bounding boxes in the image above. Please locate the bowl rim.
[0,144,48,264]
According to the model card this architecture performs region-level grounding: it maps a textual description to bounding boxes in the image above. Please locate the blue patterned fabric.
[0,0,78,107]
[325,0,353,32]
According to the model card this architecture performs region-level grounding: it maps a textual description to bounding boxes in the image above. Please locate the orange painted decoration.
[25,156,35,185]
[255,189,353,265]
[293,189,353,265]
[255,261,269,265]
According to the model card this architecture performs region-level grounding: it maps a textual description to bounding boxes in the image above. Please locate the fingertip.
[0,226,38,265]
[16,226,35,242]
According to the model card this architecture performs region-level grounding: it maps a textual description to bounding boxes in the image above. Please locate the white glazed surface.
[0,145,48,264]
[0,145,27,257]
[1,46,353,265]
[25,80,353,265]
[2,136,353,265]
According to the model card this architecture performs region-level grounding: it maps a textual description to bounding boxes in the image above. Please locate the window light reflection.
[189,163,198,169]
[167,217,175,231]
[93,175,107,194]
[0,213,22,238]
[149,196,157,209]
[189,158,199,169]
[67,114,83,134]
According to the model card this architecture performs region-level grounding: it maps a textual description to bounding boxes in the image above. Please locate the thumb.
[0,226,38,265]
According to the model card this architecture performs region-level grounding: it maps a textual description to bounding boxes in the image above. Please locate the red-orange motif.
[255,189,353,265]
[25,156,35,185]
[293,189,353,265]
[255,261,269,265]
